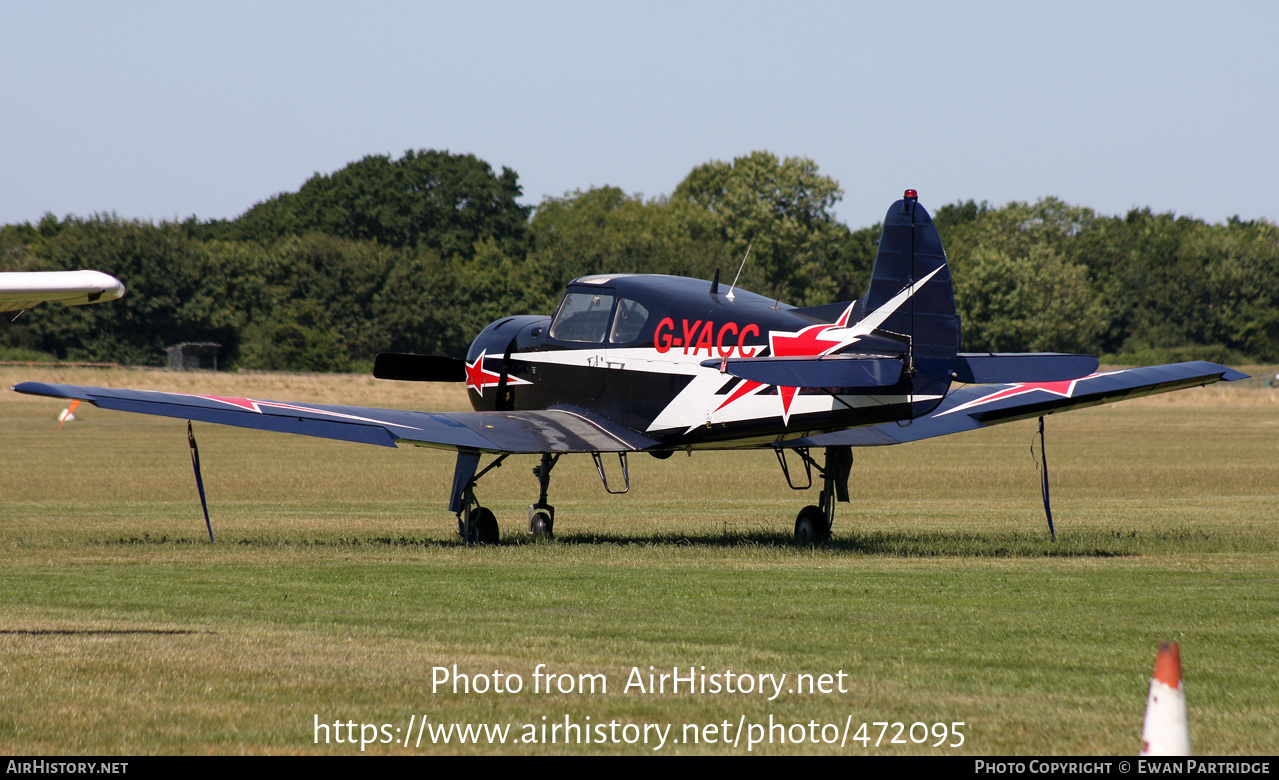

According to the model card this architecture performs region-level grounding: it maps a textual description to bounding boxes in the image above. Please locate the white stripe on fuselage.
[514,348,938,431]
[514,267,948,432]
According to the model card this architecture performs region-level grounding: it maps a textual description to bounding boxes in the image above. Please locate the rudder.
[857,191,958,412]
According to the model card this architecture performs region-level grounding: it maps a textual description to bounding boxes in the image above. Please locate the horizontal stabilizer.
[373,352,465,382]
[701,354,903,388]
[954,353,1100,384]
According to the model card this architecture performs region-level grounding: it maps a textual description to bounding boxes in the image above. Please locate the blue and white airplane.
[13,192,1245,542]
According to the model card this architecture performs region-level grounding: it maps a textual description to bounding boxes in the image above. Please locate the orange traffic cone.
[1140,640,1190,756]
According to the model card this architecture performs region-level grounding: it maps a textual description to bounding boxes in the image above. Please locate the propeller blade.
[373,353,466,382]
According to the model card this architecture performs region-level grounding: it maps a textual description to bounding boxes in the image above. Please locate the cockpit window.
[608,298,650,344]
[549,291,615,343]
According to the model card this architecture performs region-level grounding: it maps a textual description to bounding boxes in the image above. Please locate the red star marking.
[465,350,503,397]
[778,385,800,421]
[769,323,844,358]
[464,351,533,397]
[715,303,859,423]
[179,394,422,429]
[766,309,855,420]
[197,395,262,412]
[767,322,842,423]
[938,372,1120,416]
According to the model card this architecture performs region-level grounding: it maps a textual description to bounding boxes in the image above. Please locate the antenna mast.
[725,240,753,302]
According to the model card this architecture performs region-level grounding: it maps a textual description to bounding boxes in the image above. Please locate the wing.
[11,382,656,454]
[785,361,1248,447]
[0,270,126,313]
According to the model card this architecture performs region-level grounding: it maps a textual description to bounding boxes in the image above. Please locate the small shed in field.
[165,342,221,371]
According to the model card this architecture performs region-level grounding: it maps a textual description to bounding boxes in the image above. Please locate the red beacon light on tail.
[904,189,918,199]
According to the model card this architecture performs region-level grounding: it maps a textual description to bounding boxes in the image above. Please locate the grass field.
[2,365,1276,755]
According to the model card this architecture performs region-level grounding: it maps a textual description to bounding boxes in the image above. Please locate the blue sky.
[3,1,1276,229]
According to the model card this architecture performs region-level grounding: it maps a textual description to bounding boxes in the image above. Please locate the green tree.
[371,248,473,358]
[230,150,530,258]
[19,217,239,365]
[237,300,351,372]
[1074,208,1215,355]
[526,186,732,311]
[671,151,854,305]
[1200,217,1279,360]
[956,244,1108,353]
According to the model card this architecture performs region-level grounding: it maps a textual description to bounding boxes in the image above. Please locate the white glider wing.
[0,270,126,313]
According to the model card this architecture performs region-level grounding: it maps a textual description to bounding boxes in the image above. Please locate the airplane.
[0,269,126,313]
[11,191,1247,543]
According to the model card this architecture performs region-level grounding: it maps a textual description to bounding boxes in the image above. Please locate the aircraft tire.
[794,505,829,543]
[468,507,499,544]
[529,510,554,539]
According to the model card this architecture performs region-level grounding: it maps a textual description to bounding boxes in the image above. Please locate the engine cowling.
[465,315,549,411]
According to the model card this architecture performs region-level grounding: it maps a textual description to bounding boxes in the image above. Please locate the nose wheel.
[528,453,560,538]
[529,509,554,537]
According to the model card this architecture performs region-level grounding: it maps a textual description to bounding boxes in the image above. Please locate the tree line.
[2,149,1275,370]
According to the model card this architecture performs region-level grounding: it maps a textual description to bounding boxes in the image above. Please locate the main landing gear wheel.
[462,506,499,544]
[453,452,559,545]
[778,446,850,543]
[794,504,829,543]
[529,510,554,538]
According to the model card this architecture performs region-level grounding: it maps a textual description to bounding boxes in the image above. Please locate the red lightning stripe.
[937,372,1120,417]
[715,309,858,421]
[714,379,765,413]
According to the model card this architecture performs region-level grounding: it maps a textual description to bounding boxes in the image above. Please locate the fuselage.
[464,274,948,449]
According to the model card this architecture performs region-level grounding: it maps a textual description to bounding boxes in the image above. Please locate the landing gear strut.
[528,453,560,538]
[777,446,853,543]
[449,450,564,544]
[453,452,508,545]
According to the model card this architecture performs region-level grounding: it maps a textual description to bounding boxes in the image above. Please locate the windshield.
[549,291,615,343]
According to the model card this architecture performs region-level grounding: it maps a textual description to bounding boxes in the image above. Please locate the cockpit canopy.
[549,291,650,345]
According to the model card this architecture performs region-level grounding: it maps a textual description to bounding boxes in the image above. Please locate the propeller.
[373,352,466,382]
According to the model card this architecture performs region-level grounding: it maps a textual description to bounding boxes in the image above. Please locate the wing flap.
[395,408,657,453]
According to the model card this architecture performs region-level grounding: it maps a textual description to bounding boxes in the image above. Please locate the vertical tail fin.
[858,191,958,412]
